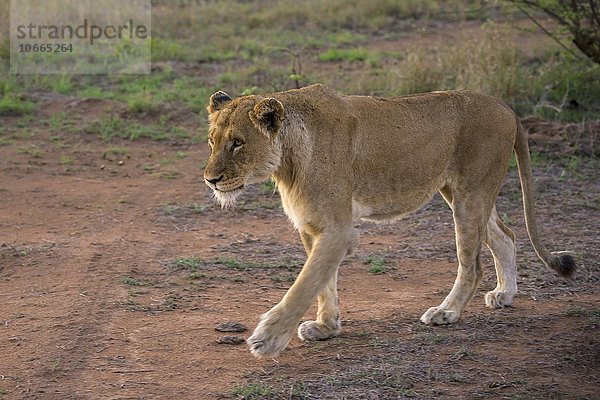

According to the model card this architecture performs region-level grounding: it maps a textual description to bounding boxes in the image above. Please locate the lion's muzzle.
[205,174,223,188]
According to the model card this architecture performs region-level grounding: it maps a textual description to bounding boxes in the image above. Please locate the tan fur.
[203,84,575,358]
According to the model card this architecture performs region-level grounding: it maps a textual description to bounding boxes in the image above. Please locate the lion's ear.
[207,91,232,114]
[249,98,284,140]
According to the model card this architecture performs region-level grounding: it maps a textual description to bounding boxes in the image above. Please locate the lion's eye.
[231,139,244,152]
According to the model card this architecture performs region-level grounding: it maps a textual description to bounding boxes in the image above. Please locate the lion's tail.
[514,118,576,278]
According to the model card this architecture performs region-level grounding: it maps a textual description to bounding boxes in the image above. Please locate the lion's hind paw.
[484,290,515,309]
[420,307,459,325]
[298,320,340,341]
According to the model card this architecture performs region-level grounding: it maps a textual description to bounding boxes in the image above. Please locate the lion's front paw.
[485,289,515,309]
[420,307,459,325]
[298,320,340,341]
[246,311,297,358]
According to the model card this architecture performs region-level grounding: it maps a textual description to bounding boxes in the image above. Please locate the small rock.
[215,321,247,333]
[216,336,245,345]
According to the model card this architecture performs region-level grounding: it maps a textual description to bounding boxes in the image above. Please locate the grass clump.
[318,47,369,62]
[365,255,392,275]
[87,116,168,141]
[191,203,205,214]
[127,94,160,114]
[377,22,598,122]
[214,256,248,271]
[151,37,193,62]
[170,256,204,271]
[17,145,43,158]
[168,255,272,273]
[102,146,129,158]
[231,383,275,399]
[0,94,35,116]
[395,23,522,100]
[531,54,600,122]
[121,277,148,286]
[59,155,74,165]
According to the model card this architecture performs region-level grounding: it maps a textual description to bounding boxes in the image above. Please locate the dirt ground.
[1,93,598,400]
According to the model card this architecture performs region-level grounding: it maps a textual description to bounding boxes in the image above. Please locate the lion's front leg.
[247,231,352,358]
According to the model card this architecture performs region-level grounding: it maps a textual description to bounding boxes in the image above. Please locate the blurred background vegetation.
[0,0,598,131]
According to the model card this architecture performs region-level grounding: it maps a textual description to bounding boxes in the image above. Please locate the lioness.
[203,84,575,358]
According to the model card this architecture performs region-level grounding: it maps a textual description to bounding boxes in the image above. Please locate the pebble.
[216,336,245,345]
[215,321,248,333]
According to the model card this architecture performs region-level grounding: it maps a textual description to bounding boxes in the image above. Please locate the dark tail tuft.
[548,252,576,278]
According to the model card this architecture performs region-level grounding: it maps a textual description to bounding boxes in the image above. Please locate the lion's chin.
[213,187,243,209]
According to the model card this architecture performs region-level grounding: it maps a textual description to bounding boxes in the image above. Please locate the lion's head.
[203,91,285,207]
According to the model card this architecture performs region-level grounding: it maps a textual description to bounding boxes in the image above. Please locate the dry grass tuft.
[396,23,522,100]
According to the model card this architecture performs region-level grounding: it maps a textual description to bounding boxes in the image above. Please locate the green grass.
[17,145,43,158]
[87,116,168,141]
[48,112,69,130]
[170,256,204,271]
[159,171,179,180]
[151,37,194,62]
[259,180,277,194]
[87,116,128,140]
[0,0,596,161]
[191,203,205,214]
[558,155,586,181]
[214,256,248,271]
[103,146,129,158]
[231,383,274,399]
[127,95,160,114]
[531,54,600,122]
[0,95,35,116]
[76,85,115,99]
[318,48,370,62]
[168,256,258,283]
[317,47,401,66]
[305,31,367,49]
[168,255,284,273]
[121,277,149,286]
[59,155,74,165]
[365,255,391,274]
[44,75,74,94]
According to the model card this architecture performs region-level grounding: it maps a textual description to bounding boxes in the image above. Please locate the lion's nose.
[205,175,224,185]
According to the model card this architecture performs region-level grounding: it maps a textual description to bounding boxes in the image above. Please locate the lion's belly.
[352,188,438,222]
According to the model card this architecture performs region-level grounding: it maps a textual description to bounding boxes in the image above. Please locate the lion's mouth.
[212,185,244,208]
[204,177,245,193]
[214,184,244,193]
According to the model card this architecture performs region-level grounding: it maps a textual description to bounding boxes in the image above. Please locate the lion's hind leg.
[483,207,517,308]
[421,191,490,325]
[298,273,341,341]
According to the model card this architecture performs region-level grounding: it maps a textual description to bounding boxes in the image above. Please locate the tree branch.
[512,1,586,62]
